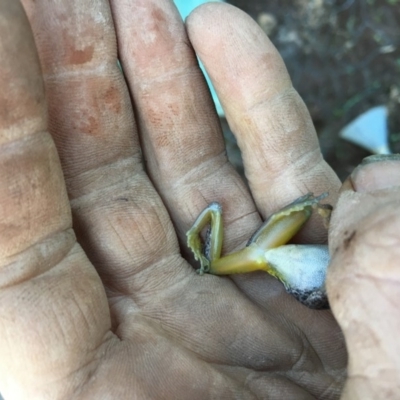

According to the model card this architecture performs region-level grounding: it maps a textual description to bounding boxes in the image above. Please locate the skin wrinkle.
[141,308,232,362]
[71,172,167,211]
[106,215,132,259]
[133,64,203,89]
[274,373,319,400]
[234,284,343,388]
[2,263,108,384]
[289,344,343,397]
[241,371,277,399]
[240,115,319,176]
[131,255,189,298]
[90,206,174,268]
[245,86,296,121]
[170,151,230,190]
[317,379,342,400]
[135,87,221,178]
[271,91,313,136]
[0,230,76,289]
[115,315,242,392]
[0,123,47,148]
[288,336,312,375]
[115,16,193,81]
[51,278,97,346]
[160,286,294,370]
[1,142,71,260]
[67,334,119,399]
[268,147,325,189]
[67,157,143,200]
[106,230,185,292]
[227,210,261,235]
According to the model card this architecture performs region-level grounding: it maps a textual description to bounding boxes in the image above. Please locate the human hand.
[327,155,400,399]
[0,1,396,399]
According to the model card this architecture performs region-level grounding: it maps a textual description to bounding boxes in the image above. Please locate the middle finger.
[110,0,261,254]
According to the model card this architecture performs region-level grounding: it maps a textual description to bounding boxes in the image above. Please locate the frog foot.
[196,259,210,275]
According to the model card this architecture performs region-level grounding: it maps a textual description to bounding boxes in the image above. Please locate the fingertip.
[350,154,400,193]
[331,155,400,252]
[186,2,245,28]
[186,1,285,92]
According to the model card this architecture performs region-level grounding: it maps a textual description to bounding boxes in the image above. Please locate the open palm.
[1,1,359,398]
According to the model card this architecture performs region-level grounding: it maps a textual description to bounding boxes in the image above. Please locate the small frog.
[186,193,332,309]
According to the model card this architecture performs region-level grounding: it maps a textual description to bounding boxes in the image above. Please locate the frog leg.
[186,202,223,275]
[187,193,331,276]
[186,202,259,276]
[205,193,327,276]
[246,192,329,249]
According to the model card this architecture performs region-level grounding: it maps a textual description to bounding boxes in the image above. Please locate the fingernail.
[351,154,400,193]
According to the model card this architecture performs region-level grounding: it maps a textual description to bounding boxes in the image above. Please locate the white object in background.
[339,105,391,154]
[174,0,225,117]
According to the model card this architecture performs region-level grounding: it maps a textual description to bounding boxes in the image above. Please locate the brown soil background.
[224,0,400,181]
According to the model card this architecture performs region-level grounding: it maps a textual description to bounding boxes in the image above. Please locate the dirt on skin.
[224,0,400,181]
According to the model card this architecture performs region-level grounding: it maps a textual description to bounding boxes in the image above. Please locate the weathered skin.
[2,1,400,399]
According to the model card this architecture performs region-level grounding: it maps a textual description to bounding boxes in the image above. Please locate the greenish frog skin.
[186,193,332,309]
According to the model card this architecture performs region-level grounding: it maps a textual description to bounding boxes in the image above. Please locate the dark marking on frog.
[287,287,329,309]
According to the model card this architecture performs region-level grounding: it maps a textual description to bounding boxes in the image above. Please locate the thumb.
[327,155,400,400]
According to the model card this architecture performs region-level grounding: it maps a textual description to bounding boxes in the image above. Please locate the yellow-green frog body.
[186,193,332,309]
